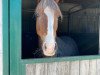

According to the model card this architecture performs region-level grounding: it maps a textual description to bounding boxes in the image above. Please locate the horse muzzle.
[42,42,58,56]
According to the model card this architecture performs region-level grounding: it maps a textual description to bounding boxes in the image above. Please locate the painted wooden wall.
[69,6,99,55]
[26,60,100,75]
[69,8,100,33]
[0,0,3,75]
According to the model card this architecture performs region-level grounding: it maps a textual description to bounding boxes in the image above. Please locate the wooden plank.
[99,16,100,54]
[80,60,89,75]
[70,8,99,33]
[26,62,70,75]
[26,64,36,75]
[0,54,2,75]
[10,0,22,75]
[35,64,44,75]
[47,62,58,75]
[3,0,9,75]
[26,60,100,75]
[70,61,79,75]
[97,59,100,75]
[89,60,97,75]
[26,63,47,75]
[56,62,70,75]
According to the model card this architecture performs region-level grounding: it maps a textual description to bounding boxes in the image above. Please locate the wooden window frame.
[3,0,100,75]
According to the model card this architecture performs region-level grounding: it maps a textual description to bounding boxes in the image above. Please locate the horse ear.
[36,0,41,4]
[54,0,63,3]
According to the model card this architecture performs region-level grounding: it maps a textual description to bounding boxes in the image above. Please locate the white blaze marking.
[44,7,55,44]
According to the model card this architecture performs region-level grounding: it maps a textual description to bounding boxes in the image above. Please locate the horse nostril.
[42,42,47,51]
[55,42,58,50]
[45,45,47,50]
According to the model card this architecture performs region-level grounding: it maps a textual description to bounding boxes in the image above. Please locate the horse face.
[36,0,62,56]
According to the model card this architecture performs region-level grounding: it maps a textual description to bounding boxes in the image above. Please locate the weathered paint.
[26,60,100,75]
[3,0,9,75]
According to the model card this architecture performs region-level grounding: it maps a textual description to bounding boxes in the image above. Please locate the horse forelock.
[35,0,62,19]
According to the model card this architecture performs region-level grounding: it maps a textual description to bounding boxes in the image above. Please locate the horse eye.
[35,13,39,17]
[58,16,61,21]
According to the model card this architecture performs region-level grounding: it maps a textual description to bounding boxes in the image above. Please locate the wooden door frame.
[3,0,9,75]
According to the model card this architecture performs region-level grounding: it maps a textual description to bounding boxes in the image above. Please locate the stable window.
[22,0,100,59]
[3,0,100,75]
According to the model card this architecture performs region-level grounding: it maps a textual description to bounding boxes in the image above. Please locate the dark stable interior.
[22,0,100,59]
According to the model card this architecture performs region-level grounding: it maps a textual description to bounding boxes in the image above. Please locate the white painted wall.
[0,0,3,75]
[0,0,2,53]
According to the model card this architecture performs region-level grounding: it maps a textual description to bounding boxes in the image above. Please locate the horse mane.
[35,0,63,19]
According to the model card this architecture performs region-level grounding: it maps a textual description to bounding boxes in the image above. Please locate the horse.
[35,0,79,57]
[35,0,63,56]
